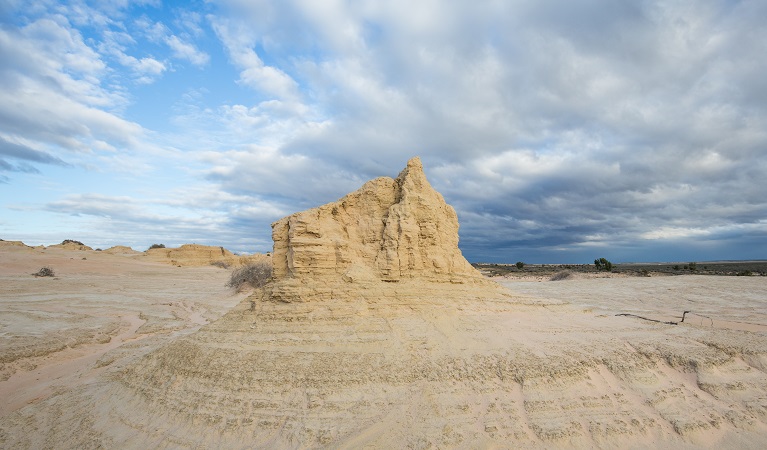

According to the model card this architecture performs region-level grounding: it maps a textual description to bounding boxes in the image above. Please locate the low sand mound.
[102,245,141,255]
[144,243,268,267]
[47,240,93,251]
[0,240,33,251]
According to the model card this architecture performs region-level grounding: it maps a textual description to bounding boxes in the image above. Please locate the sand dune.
[1,244,766,448]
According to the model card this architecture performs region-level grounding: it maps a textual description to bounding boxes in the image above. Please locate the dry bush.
[33,267,55,277]
[226,261,272,290]
[211,261,230,269]
[549,270,573,281]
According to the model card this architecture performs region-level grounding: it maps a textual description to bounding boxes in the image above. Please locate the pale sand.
[1,244,766,448]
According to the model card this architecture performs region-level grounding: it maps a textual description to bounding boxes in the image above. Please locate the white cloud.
[133,16,210,67]
[0,18,143,153]
[165,34,209,66]
[210,17,299,99]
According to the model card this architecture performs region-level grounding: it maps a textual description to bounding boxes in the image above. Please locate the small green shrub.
[33,267,55,277]
[148,244,165,250]
[594,258,613,272]
[226,261,272,290]
[61,239,84,246]
[515,261,525,270]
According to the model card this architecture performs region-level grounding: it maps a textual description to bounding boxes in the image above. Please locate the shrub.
[61,239,84,246]
[33,267,55,277]
[688,262,697,271]
[148,244,165,250]
[549,270,573,281]
[226,261,272,290]
[211,261,230,269]
[515,261,525,270]
[594,258,613,272]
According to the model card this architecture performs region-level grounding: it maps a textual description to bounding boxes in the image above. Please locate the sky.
[1,0,766,264]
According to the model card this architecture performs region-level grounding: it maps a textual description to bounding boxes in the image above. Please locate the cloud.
[43,191,278,252]
[98,30,167,84]
[3,0,766,263]
[133,16,210,67]
[0,17,144,163]
[210,17,299,99]
[0,136,70,166]
[0,135,70,182]
[196,0,767,262]
[165,34,209,66]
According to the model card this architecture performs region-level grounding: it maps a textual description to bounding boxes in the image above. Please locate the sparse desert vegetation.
[32,266,55,277]
[226,261,272,290]
[549,270,573,281]
[474,260,767,278]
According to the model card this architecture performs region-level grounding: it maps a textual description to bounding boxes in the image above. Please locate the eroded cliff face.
[269,157,486,301]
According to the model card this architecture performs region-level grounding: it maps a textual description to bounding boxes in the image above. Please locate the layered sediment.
[269,157,500,302]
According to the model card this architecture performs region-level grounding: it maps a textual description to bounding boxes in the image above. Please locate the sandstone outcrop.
[144,243,267,267]
[269,157,496,301]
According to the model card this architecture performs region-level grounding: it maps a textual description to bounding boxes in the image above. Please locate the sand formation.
[144,243,267,267]
[48,240,93,251]
[272,156,478,282]
[268,156,499,302]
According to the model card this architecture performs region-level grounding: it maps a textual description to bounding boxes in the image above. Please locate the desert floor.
[0,244,249,416]
[1,244,766,448]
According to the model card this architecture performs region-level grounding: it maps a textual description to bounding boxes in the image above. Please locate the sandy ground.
[1,244,766,448]
[0,243,248,417]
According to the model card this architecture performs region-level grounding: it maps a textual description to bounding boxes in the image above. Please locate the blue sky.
[1,0,765,263]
